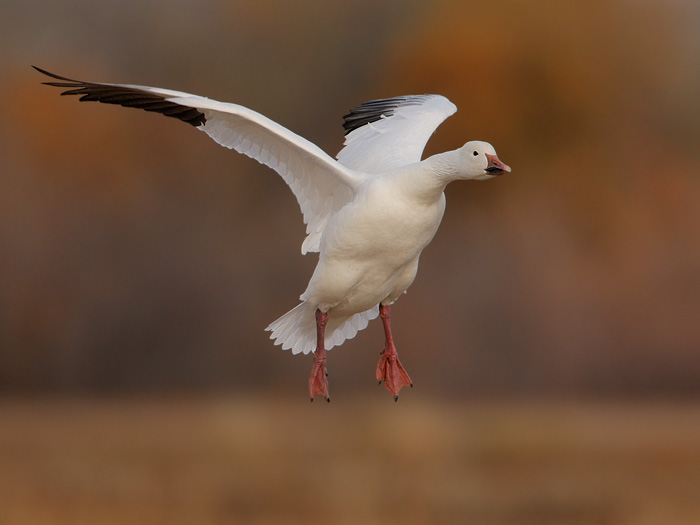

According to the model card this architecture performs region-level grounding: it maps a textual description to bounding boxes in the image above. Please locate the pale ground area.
[0,397,699,524]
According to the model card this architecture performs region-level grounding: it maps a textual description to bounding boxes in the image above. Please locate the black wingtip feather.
[33,66,206,127]
[341,95,430,135]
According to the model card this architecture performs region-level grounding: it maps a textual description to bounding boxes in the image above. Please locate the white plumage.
[337,95,456,173]
[36,67,511,398]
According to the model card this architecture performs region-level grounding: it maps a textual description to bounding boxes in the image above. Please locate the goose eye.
[472,151,478,156]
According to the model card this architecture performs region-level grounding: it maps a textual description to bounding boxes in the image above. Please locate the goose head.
[459,141,511,180]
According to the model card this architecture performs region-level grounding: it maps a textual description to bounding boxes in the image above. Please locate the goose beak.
[485,153,511,175]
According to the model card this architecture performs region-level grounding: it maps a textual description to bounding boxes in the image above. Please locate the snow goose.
[34,67,511,401]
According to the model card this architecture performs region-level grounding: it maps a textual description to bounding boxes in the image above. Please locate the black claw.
[410,383,413,388]
[378,380,382,386]
[326,397,331,403]
[310,397,314,403]
[394,395,399,402]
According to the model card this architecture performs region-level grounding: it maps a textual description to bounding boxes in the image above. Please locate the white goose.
[35,66,511,401]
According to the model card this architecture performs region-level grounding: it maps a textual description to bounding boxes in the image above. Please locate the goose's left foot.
[309,352,330,402]
[309,308,331,402]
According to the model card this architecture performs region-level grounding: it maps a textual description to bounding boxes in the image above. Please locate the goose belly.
[303,192,446,314]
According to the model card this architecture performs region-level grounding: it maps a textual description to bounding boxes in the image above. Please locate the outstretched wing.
[337,95,457,174]
[35,67,363,254]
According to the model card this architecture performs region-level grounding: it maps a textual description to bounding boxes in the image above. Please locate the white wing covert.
[336,95,457,174]
[186,98,362,254]
[35,67,363,254]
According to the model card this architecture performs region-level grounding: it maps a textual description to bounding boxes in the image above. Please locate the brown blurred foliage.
[1,0,699,397]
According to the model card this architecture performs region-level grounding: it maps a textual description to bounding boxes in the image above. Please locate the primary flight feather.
[34,66,511,401]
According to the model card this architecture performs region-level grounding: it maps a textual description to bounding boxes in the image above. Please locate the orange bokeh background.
[1,1,699,522]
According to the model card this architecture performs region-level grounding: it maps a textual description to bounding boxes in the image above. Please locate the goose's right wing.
[336,95,457,174]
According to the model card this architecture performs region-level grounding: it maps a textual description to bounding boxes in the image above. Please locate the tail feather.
[266,302,379,355]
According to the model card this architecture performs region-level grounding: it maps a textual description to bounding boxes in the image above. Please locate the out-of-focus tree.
[1,0,698,396]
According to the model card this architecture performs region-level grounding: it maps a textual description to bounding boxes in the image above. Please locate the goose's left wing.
[35,67,364,254]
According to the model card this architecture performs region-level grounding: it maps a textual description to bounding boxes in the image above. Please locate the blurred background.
[1,0,699,523]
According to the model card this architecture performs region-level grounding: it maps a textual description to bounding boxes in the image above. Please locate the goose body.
[35,67,511,400]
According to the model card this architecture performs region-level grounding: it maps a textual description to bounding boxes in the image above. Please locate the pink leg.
[309,308,330,402]
[376,303,413,401]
